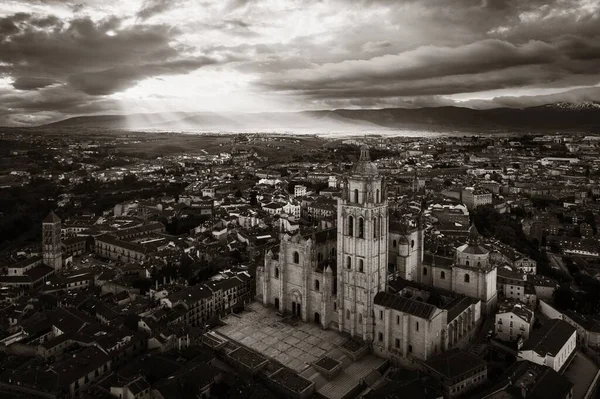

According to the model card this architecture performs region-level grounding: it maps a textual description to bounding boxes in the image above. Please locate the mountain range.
[38,102,600,133]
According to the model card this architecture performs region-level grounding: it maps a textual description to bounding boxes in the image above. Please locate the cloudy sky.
[0,0,599,125]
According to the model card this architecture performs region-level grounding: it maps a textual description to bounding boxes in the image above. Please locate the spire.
[359,145,370,161]
[468,224,480,245]
[43,211,61,224]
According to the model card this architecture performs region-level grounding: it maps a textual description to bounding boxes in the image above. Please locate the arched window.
[373,217,378,238]
[408,344,413,353]
[477,261,481,267]
[359,259,364,272]
[416,321,419,331]
[393,240,397,248]
[423,267,428,276]
[411,240,415,249]
[347,256,352,269]
[293,252,300,264]
[466,260,470,266]
[440,271,445,279]
[464,273,470,283]
[358,313,363,324]
[346,309,350,319]
[317,252,323,262]
[348,216,354,236]
[358,218,364,238]
[275,267,279,278]
[376,189,380,203]
[314,280,320,291]
[354,189,359,203]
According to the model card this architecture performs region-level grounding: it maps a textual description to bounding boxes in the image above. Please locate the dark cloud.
[12,77,57,90]
[68,57,217,95]
[254,37,600,100]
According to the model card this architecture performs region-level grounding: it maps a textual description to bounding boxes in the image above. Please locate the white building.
[518,319,576,372]
[461,187,492,210]
[495,300,534,342]
[294,185,307,197]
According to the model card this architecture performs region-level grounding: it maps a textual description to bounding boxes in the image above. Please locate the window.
[423,267,428,276]
[379,310,383,320]
[354,189,359,203]
[334,302,337,311]
[318,252,323,262]
[358,313,362,323]
[416,322,419,331]
[331,248,335,256]
[466,260,470,266]
[348,216,354,236]
[293,251,300,264]
[358,218,364,238]
[275,267,279,278]
[477,261,481,267]
[359,259,364,272]
[378,332,383,342]
[376,189,380,203]
[464,273,470,283]
[346,309,350,319]
[396,315,400,324]
[347,256,352,269]
[411,240,415,248]
[315,280,320,291]
[395,338,400,348]
[440,271,445,279]
[373,217,378,238]
[393,240,397,248]
[408,345,413,353]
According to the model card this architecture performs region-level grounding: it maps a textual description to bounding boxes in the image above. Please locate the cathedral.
[256,147,496,365]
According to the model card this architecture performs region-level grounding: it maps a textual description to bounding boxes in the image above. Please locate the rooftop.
[519,319,576,357]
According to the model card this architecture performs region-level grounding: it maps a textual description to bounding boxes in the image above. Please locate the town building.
[495,300,534,343]
[423,348,487,398]
[517,319,576,372]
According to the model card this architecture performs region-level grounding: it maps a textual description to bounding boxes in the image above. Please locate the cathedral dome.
[352,145,378,176]
[457,225,489,256]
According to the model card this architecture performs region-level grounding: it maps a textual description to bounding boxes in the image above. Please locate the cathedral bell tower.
[42,211,62,271]
[337,146,388,342]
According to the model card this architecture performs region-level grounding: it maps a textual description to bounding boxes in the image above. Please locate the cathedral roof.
[456,243,489,255]
[457,224,489,255]
[43,211,61,224]
[352,146,378,177]
[374,292,437,320]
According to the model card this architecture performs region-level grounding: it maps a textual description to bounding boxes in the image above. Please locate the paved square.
[216,303,389,399]
[216,303,353,373]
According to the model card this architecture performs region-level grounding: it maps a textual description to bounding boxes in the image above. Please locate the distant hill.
[39,102,600,132]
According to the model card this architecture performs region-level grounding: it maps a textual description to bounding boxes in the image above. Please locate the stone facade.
[422,226,498,314]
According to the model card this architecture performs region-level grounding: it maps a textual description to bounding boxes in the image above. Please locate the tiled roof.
[374,292,437,320]
[520,319,576,357]
[424,348,486,380]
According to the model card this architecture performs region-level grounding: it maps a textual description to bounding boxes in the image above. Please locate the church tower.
[452,225,497,314]
[337,146,388,341]
[42,211,62,271]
